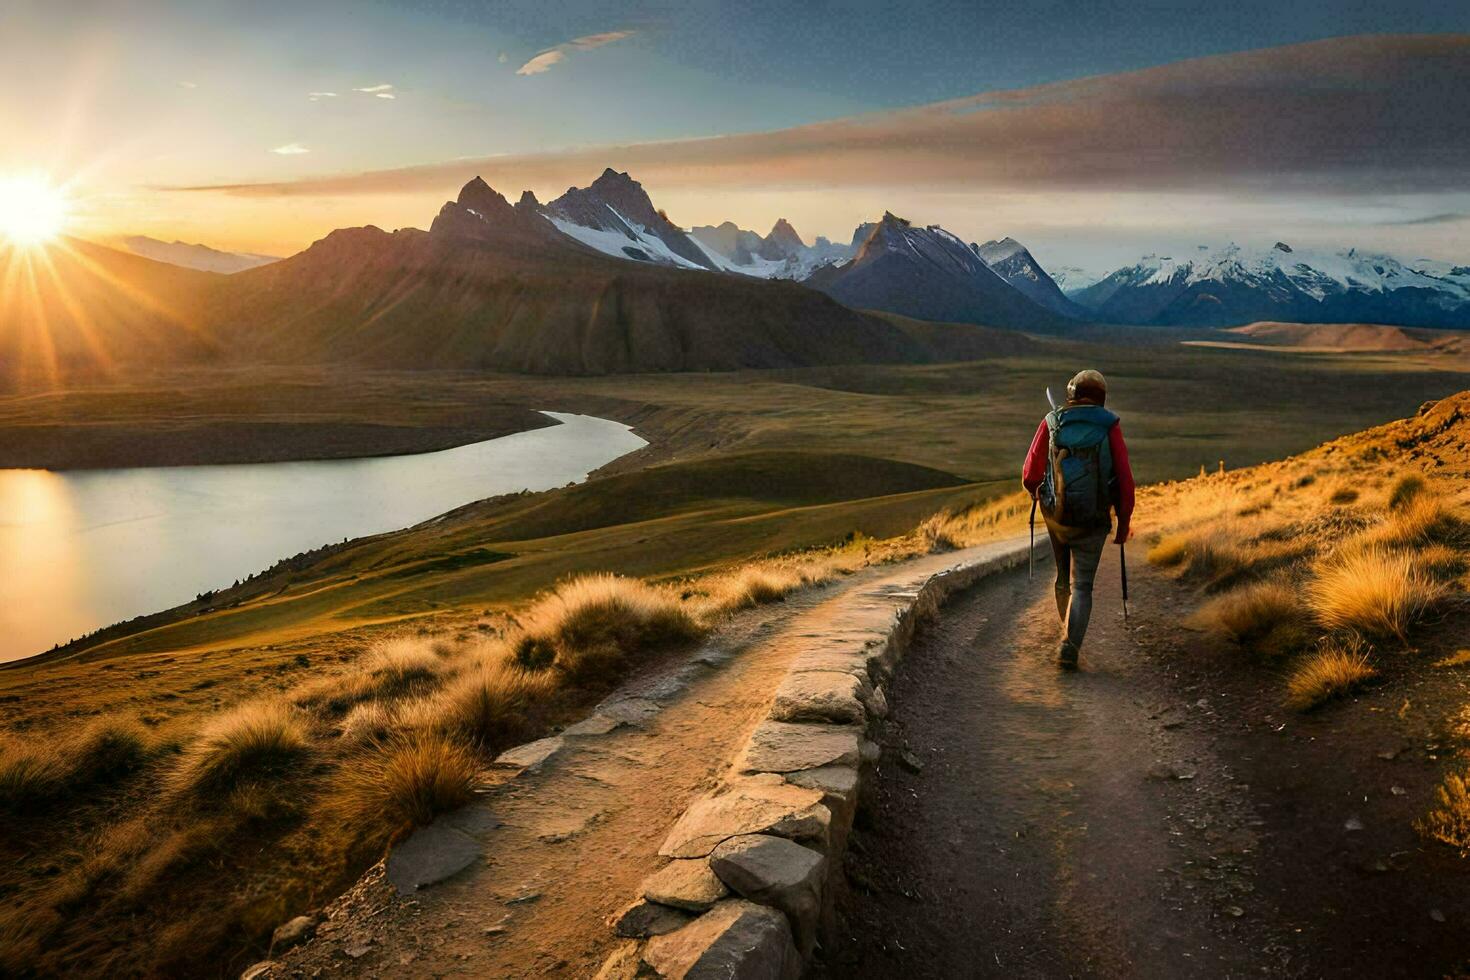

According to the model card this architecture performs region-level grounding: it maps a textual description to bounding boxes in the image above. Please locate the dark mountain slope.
[809,213,1069,332]
[210,180,937,374]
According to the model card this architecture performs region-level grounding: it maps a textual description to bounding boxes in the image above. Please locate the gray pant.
[1046,519,1110,654]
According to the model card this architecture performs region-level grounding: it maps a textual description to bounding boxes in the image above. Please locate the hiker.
[1021,369,1135,669]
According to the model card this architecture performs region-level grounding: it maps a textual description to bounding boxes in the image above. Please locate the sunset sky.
[4,1,1468,273]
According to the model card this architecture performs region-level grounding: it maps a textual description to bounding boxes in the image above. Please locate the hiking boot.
[1057,642,1079,670]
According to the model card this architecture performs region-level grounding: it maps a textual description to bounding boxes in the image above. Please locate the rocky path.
[260,544,1025,978]
[824,547,1470,978]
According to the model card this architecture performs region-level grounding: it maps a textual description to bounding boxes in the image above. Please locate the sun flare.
[0,174,71,246]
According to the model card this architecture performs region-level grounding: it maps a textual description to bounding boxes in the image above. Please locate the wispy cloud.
[516,30,635,76]
[1382,212,1469,227]
[177,81,197,89]
[353,83,397,99]
[183,36,1470,201]
[308,91,338,101]
[270,143,310,155]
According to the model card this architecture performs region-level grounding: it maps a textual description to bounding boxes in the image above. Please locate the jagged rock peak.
[1274,241,1294,253]
[517,190,542,210]
[455,176,514,217]
[766,218,805,250]
[879,211,911,228]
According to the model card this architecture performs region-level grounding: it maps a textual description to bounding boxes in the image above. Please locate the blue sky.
[3,1,1467,267]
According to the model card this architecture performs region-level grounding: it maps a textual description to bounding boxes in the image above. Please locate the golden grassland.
[1140,392,1470,852]
[0,492,1026,976]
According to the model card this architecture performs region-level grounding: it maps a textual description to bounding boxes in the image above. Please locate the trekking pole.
[1028,497,1037,581]
[1120,541,1130,622]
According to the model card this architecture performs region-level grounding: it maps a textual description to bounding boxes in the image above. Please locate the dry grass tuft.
[290,637,451,715]
[512,574,704,682]
[1419,771,1470,854]
[1308,546,1445,642]
[1147,533,1192,567]
[336,732,478,840]
[415,659,557,748]
[1389,474,1427,510]
[0,717,153,811]
[0,741,66,811]
[339,700,398,745]
[1286,642,1377,711]
[1193,579,1311,656]
[169,701,312,797]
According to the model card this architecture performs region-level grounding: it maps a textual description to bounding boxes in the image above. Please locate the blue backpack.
[1039,405,1119,529]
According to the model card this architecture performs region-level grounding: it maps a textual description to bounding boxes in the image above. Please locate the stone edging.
[595,540,1036,978]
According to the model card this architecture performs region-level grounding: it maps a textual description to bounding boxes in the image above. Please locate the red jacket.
[1022,416,1135,541]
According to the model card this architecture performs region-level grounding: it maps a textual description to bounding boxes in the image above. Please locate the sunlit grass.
[1286,641,1377,711]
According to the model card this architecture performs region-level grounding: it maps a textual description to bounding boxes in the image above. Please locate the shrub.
[169,701,311,797]
[336,732,478,839]
[1286,642,1376,710]
[916,512,964,552]
[1389,474,1427,510]
[1194,579,1310,656]
[1419,771,1470,854]
[1369,495,1465,549]
[1308,546,1444,642]
[513,575,704,683]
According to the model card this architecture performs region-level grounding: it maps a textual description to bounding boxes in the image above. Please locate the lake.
[0,412,645,663]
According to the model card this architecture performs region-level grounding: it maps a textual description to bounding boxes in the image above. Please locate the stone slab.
[737,720,863,775]
[659,781,829,858]
[385,821,480,895]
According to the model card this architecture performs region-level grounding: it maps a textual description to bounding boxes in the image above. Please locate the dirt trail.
[827,549,1470,979]
[266,545,1018,978]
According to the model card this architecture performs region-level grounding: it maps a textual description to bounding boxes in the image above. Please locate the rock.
[594,941,647,980]
[859,739,881,764]
[270,915,315,953]
[866,685,889,719]
[709,834,825,955]
[612,898,695,938]
[737,720,862,774]
[642,899,801,980]
[659,781,829,858]
[1431,908,1447,923]
[492,735,564,771]
[1345,816,1364,832]
[770,671,866,725]
[240,962,277,980]
[897,749,924,774]
[385,821,480,895]
[642,860,730,913]
[563,713,625,737]
[785,765,859,814]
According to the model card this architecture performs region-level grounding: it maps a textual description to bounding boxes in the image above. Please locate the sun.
[0,174,71,247]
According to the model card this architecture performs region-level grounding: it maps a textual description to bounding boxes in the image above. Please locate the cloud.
[353,84,396,99]
[182,35,1470,201]
[308,91,338,101]
[1382,212,1469,227]
[516,30,635,76]
[177,81,197,89]
[270,143,310,155]
[497,52,508,64]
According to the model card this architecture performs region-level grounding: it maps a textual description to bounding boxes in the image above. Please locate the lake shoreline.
[0,413,648,665]
[0,415,560,471]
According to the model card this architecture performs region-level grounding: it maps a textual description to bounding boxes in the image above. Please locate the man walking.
[1021,370,1135,669]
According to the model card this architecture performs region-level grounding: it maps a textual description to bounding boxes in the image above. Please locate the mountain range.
[122,236,278,274]
[14,165,1469,390]
[6,172,1045,387]
[1071,242,1470,329]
